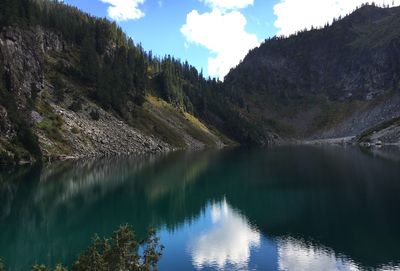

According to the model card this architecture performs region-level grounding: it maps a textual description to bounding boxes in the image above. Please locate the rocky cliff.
[0,25,232,165]
[2,2,400,165]
[224,5,400,144]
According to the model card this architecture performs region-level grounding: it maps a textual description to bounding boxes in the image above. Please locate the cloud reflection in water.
[188,199,261,270]
[277,238,400,271]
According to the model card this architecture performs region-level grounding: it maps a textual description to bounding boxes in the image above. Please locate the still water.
[0,146,400,270]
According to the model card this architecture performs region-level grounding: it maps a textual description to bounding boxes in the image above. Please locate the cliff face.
[2,3,400,163]
[228,6,400,100]
[0,26,50,163]
[224,5,400,143]
[0,26,231,165]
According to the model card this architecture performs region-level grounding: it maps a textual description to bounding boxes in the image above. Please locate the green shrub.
[89,109,100,121]
[16,126,42,160]
[69,100,82,112]
[1,226,162,271]
[37,118,63,142]
[0,150,14,165]
[52,75,66,103]
[71,127,80,134]
[133,94,146,106]
[73,225,163,271]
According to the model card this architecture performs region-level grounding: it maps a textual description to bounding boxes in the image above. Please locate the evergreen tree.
[0,0,246,145]
[96,58,114,109]
[73,225,163,271]
[80,32,98,83]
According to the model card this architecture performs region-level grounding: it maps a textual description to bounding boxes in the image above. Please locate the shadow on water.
[0,146,400,270]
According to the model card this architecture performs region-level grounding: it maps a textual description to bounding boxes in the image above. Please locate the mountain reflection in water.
[1,146,400,270]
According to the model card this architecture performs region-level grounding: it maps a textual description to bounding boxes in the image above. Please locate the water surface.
[1,146,400,270]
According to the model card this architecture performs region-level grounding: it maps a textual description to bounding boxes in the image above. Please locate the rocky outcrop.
[0,26,167,162]
[0,26,229,164]
[315,93,400,139]
[224,5,400,144]
[0,25,68,132]
[0,25,66,106]
[39,102,172,160]
[227,5,400,101]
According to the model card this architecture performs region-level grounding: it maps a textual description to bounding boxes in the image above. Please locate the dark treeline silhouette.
[0,0,300,150]
[265,1,387,41]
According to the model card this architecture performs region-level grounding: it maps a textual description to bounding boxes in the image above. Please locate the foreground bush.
[1,225,163,271]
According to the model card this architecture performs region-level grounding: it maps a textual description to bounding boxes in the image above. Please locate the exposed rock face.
[227,6,400,101]
[1,27,42,99]
[316,93,400,139]
[0,26,227,164]
[0,24,235,164]
[0,27,173,159]
[42,103,172,160]
[369,125,400,145]
[0,26,65,104]
[0,26,67,142]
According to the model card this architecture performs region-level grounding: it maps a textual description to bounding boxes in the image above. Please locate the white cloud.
[202,0,254,10]
[100,0,146,21]
[181,9,259,80]
[274,0,400,37]
[188,200,260,269]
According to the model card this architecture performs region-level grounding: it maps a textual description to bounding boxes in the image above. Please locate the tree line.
[0,0,265,152]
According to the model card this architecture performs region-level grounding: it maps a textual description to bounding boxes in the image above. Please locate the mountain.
[224,4,400,143]
[1,1,400,165]
[0,0,236,165]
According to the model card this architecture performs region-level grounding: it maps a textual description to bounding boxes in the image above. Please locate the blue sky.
[63,0,400,79]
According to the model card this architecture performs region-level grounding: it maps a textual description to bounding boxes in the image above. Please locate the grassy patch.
[131,96,232,148]
[35,101,71,155]
[182,112,218,147]
[311,100,365,131]
[36,102,64,142]
[185,111,238,146]
[147,96,223,147]
[263,118,295,136]
[129,105,186,148]
[184,112,209,133]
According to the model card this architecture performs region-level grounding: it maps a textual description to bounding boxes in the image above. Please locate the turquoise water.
[1,146,400,270]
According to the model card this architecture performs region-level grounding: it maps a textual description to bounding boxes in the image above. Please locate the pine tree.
[96,61,113,109]
[0,0,18,25]
[80,32,98,83]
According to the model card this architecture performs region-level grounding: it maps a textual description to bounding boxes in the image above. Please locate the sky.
[63,0,400,80]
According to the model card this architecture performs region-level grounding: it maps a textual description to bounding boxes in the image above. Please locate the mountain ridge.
[0,0,237,165]
[1,1,400,165]
[223,3,400,142]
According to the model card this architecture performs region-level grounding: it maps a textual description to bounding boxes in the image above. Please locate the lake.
[1,146,400,270]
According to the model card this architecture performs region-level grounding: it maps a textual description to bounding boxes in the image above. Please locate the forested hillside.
[0,0,254,164]
[224,4,400,142]
[1,0,400,165]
